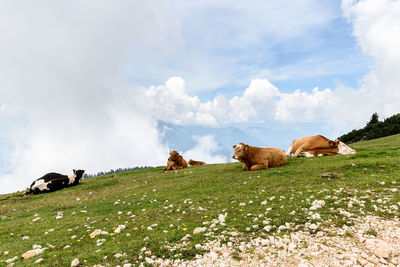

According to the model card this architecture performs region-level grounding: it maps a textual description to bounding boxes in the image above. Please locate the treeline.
[338,113,400,143]
[83,166,152,178]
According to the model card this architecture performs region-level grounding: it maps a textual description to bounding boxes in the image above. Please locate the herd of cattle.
[28,135,356,194]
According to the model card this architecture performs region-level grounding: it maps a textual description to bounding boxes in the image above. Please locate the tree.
[367,112,379,126]
[338,113,400,143]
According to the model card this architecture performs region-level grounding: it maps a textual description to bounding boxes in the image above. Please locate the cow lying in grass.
[232,143,287,171]
[164,151,188,171]
[29,169,85,194]
[287,135,356,158]
[188,159,206,166]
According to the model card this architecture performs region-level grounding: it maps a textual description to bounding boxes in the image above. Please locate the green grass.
[1,134,400,266]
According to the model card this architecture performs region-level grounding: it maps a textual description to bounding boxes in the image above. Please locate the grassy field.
[1,134,400,266]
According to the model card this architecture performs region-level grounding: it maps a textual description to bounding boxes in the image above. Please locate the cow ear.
[245,146,249,151]
[233,145,237,148]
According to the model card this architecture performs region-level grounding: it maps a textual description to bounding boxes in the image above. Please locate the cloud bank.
[182,135,227,164]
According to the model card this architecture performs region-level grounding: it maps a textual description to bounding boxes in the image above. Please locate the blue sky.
[1,0,400,194]
[125,1,371,96]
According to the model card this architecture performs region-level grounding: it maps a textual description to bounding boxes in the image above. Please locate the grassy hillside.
[1,134,400,266]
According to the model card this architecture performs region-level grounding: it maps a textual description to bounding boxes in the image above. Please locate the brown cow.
[232,143,287,171]
[188,159,206,166]
[164,151,188,171]
[287,135,356,158]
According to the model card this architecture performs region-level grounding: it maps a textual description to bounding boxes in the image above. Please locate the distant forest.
[338,113,400,143]
[83,166,153,178]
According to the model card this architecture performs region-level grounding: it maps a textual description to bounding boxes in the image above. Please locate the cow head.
[328,140,340,147]
[337,142,356,155]
[73,169,85,179]
[232,143,249,161]
[169,150,180,161]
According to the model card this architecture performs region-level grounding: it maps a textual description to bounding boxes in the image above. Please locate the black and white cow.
[29,169,85,194]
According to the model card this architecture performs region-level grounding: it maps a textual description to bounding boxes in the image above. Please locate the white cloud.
[144,77,279,127]
[182,135,227,164]
[341,0,400,117]
[144,77,202,125]
[275,87,334,122]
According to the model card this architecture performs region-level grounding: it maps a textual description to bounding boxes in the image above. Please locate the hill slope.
[1,135,400,266]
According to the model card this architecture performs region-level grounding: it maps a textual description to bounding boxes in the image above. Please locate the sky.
[1,0,400,194]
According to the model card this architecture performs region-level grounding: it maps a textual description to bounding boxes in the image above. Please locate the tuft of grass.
[365,229,378,237]
[344,231,354,237]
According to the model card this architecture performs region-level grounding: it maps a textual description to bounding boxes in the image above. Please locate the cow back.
[188,159,206,166]
[248,146,287,167]
[291,135,336,151]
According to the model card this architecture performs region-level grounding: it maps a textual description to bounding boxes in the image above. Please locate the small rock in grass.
[311,213,321,220]
[308,223,318,230]
[193,227,207,234]
[218,213,227,224]
[145,257,154,264]
[114,225,126,234]
[365,239,392,258]
[35,258,44,263]
[263,225,272,232]
[22,248,46,259]
[181,234,192,241]
[22,236,29,240]
[288,243,297,251]
[90,229,102,238]
[71,258,79,267]
[320,172,343,179]
[6,256,18,263]
[310,200,325,210]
